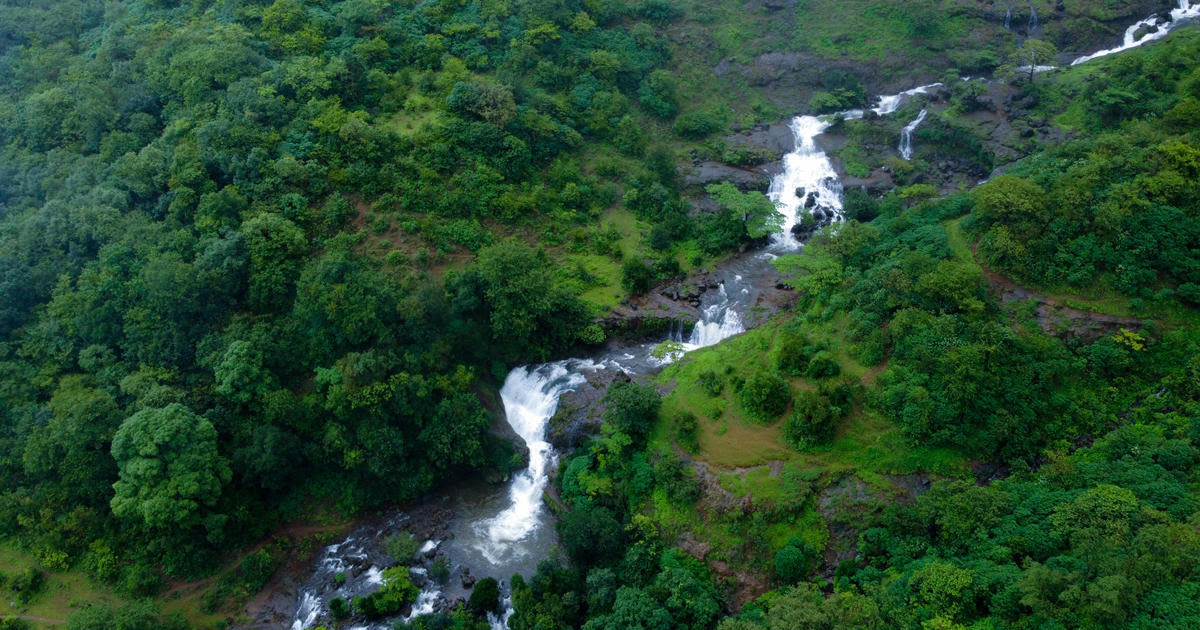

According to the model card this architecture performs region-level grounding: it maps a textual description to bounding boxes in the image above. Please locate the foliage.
[705,183,784,239]
[385,532,421,565]
[737,371,791,422]
[469,577,501,614]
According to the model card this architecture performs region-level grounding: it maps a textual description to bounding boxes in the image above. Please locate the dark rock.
[794,186,805,198]
[804,193,817,209]
[684,162,771,192]
[1132,23,1159,42]
[461,571,476,589]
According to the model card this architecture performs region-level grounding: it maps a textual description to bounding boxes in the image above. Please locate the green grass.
[0,544,125,628]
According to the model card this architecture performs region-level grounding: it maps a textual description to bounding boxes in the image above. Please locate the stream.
[285,8,1200,628]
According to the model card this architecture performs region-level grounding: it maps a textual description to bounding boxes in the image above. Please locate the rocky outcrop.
[683,161,772,193]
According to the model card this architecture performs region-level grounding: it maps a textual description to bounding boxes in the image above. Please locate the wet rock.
[794,186,805,198]
[1132,23,1159,41]
[460,571,476,589]
[804,193,817,208]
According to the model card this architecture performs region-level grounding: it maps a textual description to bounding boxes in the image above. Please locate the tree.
[1010,39,1058,83]
[110,404,231,529]
[559,504,624,567]
[738,371,791,421]
[706,182,783,239]
[469,577,501,614]
[476,240,590,361]
[602,381,661,441]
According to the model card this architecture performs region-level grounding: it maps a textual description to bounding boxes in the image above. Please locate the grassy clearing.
[0,544,124,628]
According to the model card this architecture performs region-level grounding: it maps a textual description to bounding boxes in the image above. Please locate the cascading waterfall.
[1004,4,1013,31]
[473,363,589,565]
[1027,2,1039,34]
[899,109,928,160]
[766,116,841,249]
[1073,0,1200,65]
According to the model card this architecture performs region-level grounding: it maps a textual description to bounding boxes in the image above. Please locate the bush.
[783,386,851,450]
[774,538,812,582]
[384,532,420,565]
[697,370,723,396]
[329,596,350,619]
[775,329,814,375]
[602,381,661,441]
[9,568,45,604]
[673,109,726,139]
[430,556,450,583]
[738,371,792,421]
[675,412,699,453]
[469,577,501,613]
[805,351,841,379]
[238,549,276,594]
[621,258,656,295]
[353,567,418,618]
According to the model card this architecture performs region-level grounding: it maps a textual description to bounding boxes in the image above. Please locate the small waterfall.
[899,109,928,160]
[1027,2,1039,34]
[686,285,745,347]
[869,83,942,116]
[1004,4,1013,31]
[1072,0,1200,65]
[766,116,842,249]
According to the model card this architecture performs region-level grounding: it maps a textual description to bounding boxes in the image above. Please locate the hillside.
[0,1,1197,629]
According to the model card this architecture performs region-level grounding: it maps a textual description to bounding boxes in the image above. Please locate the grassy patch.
[0,544,125,628]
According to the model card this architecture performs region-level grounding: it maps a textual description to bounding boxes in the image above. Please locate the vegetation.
[3,0,1200,628]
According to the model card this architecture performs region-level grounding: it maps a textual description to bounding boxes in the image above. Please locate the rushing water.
[899,109,928,160]
[1072,0,1200,65]
[287,8,1200,625]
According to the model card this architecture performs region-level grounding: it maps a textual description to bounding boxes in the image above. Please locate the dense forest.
[1,0,1199,629]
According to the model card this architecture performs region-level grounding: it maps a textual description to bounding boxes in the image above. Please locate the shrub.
[238,549,276,594]
[738,371,791,421]
[784,386,851,450]
[675,412,699,453]
[805,351,841,379]
[384,532,420,565]
[621,258,656,295]
[430,556,450,583]
[774,538,812,582]
[602,381,661,441]
[673,109,726,139]
[469,577,501,613]
[329,596,350,619]
[697,370,723,396]
[353,567,418,618]
[775,329,814,375]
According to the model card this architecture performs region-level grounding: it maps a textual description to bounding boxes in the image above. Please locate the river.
[286,6,1200,627]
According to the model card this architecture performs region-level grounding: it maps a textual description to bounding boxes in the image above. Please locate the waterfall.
[765,116,843,249]
[686,285,745,347]
[899,109,928,160]
[1004,4,1013,31]
[869,82,942,116]
[473,364,588,563]
[1027,2,1039,34]
[1072,0,1200,65]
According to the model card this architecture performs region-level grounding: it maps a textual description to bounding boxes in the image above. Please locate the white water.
[1004,4,1013,31]
[767,116,840,249]
[1027,2,1039,34]
[1073,0,1200,65]
[899,109,928,160]
[473,362,589,564]
[869,83,942,116]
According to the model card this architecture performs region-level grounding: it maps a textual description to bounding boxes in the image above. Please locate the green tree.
[110,404,231,529]
[602,381,661,441]
[706,182,783,239]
